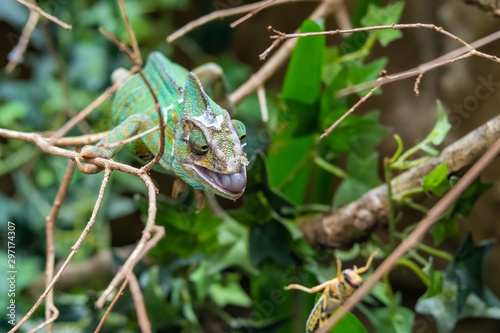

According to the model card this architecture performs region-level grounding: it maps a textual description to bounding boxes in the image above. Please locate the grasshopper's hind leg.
[76,113,156,174]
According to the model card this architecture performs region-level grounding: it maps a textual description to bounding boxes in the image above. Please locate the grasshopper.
[284,250,378,333]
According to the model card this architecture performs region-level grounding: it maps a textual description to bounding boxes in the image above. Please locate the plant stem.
[382,273,396,313]
[418,243,453,261]
[384,158,396,249]
[407,249,428,266]
[314,156,347,178]
[401,197,429,213]
[395,187,425,199]
[397,258,430,286]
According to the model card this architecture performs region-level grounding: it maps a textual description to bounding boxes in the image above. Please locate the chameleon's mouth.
[192,164,246,197]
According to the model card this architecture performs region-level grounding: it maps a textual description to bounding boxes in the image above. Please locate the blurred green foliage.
[1,1,499,333]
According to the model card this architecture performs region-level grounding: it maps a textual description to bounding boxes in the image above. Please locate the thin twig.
[257,85,269,122]
[48,131,109,147]
[320,84,380,138]
[259,25,286,61]
[95,274,131,333]
[317,135,500,333]
[264,24,500,66]
[128,272,152,333]
[5,3,39,73]
[230,0,336,105]
[15,0,72,29]
[9,168,113,333]
[116,0,142,66]
[43,160,76,333]
[230,0,278,28]
[95,174,165,307]
[336,30,500,97]
[166,0,321,43]
[50,81,126,140]
[27,305,58,333]
[99,27,136,61]
[0,128,140,174]
[414,72,424,96]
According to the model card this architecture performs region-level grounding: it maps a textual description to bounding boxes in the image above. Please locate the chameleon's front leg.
[76,113,156,174]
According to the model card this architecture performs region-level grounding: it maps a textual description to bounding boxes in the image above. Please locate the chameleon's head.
[173,73,248,200]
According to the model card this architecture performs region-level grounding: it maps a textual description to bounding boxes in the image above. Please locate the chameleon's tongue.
[213,171,246,193]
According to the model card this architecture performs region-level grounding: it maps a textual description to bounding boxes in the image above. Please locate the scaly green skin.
[77,52,248,200]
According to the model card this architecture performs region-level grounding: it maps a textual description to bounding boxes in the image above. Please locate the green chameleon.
[76,52,248,200]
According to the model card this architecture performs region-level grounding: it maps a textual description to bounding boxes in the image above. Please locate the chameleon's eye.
[232,120,246,142]
[189,128,208,155]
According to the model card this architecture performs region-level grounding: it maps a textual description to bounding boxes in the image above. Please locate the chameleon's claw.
[75,155,104,174]
[172,179,188,198]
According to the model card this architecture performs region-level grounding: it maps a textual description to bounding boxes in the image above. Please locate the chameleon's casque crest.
[77,52,248,200]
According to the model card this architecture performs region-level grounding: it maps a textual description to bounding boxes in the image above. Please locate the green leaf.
[207,216,259,276]
[189,261,222,301]
[333,177,371,207]
[349,111,391,158]
[208,278,252,307]
[282,19,325,104]
[323,110,374,153]
[348,58,387,96]
[244,152,295,219]
[267,131,315,205]
[430,217,457,246]
[392,101,452,169]
[429,100,452,146]
[146,201,221,257]
[249,220,293,266]
[361,2,405,47]
[332,310,368,333]
[322,47,342,84]
[335,152,381,206]
[371,306,414,333]
[422,163,450,196]
[142,266,180,327]
[346,152,380,186]
[421,258,443,299]
[416,233,500,333]
[452,177,492,217]
[0,101,28,127]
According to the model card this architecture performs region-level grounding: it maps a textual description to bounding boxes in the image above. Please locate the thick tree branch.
[301,114,500,248]
[318,122,500,333]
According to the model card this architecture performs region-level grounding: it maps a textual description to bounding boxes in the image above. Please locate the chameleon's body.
[77,52,248,199]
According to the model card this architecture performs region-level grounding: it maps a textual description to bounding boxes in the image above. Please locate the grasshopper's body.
[285,251,378,333]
